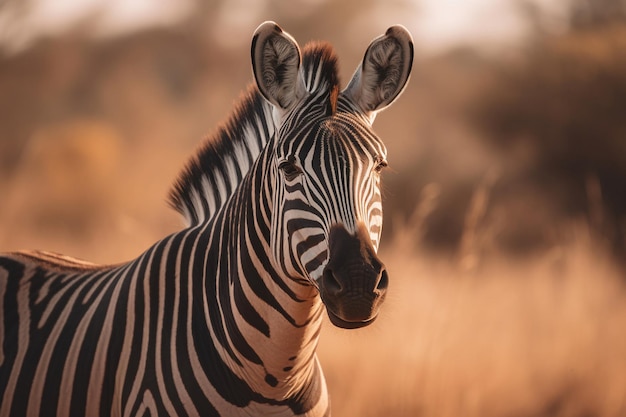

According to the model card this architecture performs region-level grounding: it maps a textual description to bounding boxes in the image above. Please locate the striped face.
[252,22,413,328]
[270,106,390,328]
[271,107,387,274]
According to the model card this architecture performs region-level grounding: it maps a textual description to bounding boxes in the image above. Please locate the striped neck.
[197,149,328,410]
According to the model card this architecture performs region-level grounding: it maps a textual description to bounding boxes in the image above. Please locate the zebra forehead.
[323,119,383,157]
[282,119,384,169]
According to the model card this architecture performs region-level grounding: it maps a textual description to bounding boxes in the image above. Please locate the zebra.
[0,21,413,416]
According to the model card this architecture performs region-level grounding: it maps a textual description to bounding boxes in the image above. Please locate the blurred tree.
[474,0,626,261]
[568,0,626,29]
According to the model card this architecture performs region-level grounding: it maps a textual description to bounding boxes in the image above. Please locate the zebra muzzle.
[319,224,388,329]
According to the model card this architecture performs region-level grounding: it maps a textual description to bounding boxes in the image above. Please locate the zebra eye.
[278,160,302,181]
[374,158,388,174]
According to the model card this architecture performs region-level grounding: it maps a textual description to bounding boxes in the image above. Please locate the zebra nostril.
[375,269,389,292]
[322,268,342,296]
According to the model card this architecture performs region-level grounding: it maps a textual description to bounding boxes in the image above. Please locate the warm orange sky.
[0,0,569,53]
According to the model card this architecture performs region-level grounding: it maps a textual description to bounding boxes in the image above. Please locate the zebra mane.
[168,86,273,226]
[300,42,340,113]
[168,42,340,226]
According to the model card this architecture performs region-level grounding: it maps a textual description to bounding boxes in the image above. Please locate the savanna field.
[321,230,626,416]
[2,1,626,416]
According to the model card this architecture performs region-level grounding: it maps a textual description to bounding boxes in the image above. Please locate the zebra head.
[252,22,413,329]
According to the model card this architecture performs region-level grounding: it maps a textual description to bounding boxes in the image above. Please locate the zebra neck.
[199,161,327,403]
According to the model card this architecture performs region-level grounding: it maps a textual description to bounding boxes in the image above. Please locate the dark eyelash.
[278,160,302,181]
[374,158,388,173]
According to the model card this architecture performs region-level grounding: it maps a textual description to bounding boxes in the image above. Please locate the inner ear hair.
[361,37,406,111]
[251,22,304,110]
[343,25,414,118]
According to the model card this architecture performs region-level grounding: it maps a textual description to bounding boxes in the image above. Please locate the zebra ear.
[343,25,414,122]
[251,21,306,111]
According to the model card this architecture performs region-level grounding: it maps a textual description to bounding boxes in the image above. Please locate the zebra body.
[0,22,413,416]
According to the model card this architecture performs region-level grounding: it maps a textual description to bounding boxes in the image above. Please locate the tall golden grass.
[319,225,626,417]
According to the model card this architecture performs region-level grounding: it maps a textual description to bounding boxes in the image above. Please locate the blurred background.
[1,0,625,415]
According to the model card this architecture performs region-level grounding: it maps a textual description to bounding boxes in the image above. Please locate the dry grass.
[318,231,626,417]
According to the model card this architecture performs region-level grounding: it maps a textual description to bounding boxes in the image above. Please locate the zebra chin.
[318,224,388,329]
[325,307,380,329]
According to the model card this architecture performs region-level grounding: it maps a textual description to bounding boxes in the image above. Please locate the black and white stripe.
[0,22,413,416]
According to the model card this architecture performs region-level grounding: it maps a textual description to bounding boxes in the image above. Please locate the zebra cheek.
[290,226,328,282]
